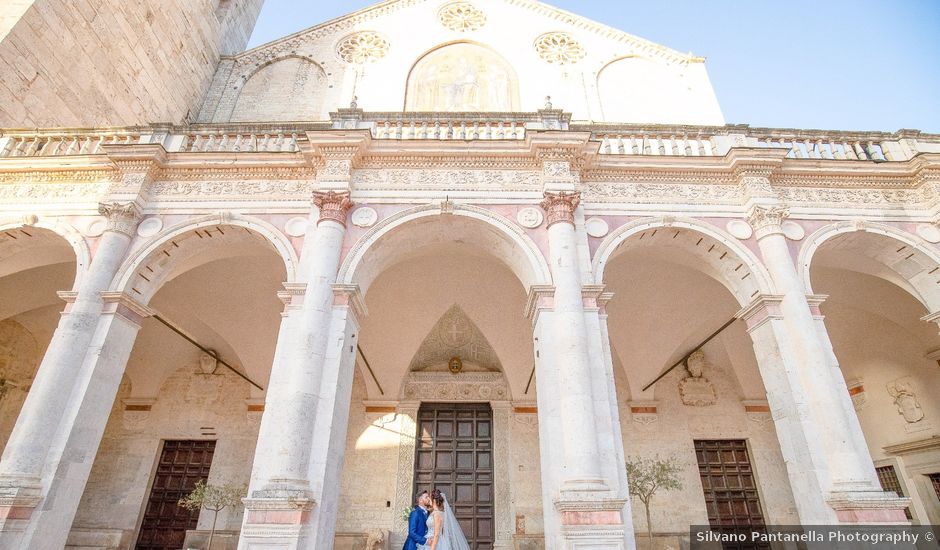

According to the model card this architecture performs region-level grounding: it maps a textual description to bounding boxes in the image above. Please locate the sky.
[246,0,940,133]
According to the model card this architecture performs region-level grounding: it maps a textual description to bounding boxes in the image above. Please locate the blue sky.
[247,1,940,133]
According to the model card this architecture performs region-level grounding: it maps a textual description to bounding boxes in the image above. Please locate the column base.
[560,477,610,496]
[238,488,316,548]
[555,497,629,550]
[827,490,911,523]
[0,476,41,533]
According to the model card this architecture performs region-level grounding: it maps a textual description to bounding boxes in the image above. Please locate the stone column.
[535,191,629,550]
[0,202,142,541]
[239,191,354,549]
[747,204,908,522]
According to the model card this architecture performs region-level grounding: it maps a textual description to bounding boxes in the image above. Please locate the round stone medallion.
[585,217,609,238]
[83,217,107,237]
[438,2,486,32]
[726,219,753,240]
[516,207,544,229]
[136,217,163,238]
[351,207,378,228]
[916,223,940,244]
[284,216,308,237]
[336,31,389,64]
[781,220,805,241]
[534,32,586,65]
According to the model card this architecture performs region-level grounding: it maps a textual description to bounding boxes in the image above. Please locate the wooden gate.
[693,439,767,548]
[136,440,216,550]
[414,402,494,549]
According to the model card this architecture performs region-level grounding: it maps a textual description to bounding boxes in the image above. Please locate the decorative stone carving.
[726,219,753,240]
[409,304,501,372]
[745,204,789,236]
[516,207,544,229]
[336,31,389,64]
[198,351,219,375]
[539,191,580,227]
[781,220,805,241]
[405,42,517,111]
[312,190,354,227]
[438,2,486,32]
[353,169,541,191]
[350,206,378,228]
[284,216,308,237]
[97,201,143,237]
[136,217,163,238]
[401,372,510,401]
[678,350,716,406]
[534,32,586,65]
[629,402,658,425]
[82,216,108,237]
[886,378,924,424]
[916,223,940,243]
[365,529,386,550]
[846,379,867,411]
[585,217,609,238]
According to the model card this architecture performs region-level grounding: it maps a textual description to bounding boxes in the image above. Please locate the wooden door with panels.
[414,402,494,549]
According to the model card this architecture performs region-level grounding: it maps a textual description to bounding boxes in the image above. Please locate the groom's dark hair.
[415,490,428,502]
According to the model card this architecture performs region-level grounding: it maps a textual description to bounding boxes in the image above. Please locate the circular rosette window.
[336,31,389,64]
[534,32,586,65]
[438,2,487,32]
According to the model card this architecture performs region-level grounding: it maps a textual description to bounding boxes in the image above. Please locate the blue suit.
[403,506,428,550]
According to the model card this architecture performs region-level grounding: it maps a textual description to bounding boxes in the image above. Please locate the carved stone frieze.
[0,182,110,201]
[582,181,742,204]
[148,180,312,199]
[351,169,541,191]
[400,372,510,401]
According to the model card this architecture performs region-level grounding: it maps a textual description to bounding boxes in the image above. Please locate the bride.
[422,488,471,550]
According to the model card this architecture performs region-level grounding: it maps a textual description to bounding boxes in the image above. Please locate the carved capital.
[745,204,789,238]
[97,201,142,237]
[312,191,354,227]
[539,191,580,227]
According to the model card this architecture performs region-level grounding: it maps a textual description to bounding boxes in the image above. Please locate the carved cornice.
[539,191,580,227]
[312,190,354,227]
[97,201,142,237]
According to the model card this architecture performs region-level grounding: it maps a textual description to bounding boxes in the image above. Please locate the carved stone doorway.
[414,402,494,549]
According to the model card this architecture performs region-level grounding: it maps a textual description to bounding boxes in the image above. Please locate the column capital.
[735,294,785,332]
[746,204,789,239]
[539,191,580,228]
[523,284,555,325]
[100,292,153,327]
[97,201,143,237]
[312,190,354,227]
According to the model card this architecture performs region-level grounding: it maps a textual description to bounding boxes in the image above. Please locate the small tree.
[178,480,247,550]
[626,456,683,548]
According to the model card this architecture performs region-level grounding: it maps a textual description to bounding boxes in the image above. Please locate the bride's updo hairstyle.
[431,488,445,508]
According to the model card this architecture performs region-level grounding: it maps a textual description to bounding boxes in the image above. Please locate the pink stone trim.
[0,505,33,520]
[835,508,908,523]
[246,509,310,525]
[561,510,620,526]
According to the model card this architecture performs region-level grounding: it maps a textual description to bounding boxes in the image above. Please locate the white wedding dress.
[421,493,471,550]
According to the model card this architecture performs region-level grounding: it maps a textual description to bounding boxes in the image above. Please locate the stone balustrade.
[1,117,937,160]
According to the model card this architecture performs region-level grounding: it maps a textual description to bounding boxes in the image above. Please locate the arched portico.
[801,222,940,524]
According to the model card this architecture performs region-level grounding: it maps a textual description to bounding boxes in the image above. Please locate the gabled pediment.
[409,304,502,372]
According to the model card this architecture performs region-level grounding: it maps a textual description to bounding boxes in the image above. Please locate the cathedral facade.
[0,1,939,549]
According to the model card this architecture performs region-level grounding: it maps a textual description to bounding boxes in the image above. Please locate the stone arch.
[338,204,551,297]
[597,55,689,124]
[231,55,328,121]
[0,217,88,292]
[404,41,520,112]
[112,213,297,304]
[593,216,773,307]
[799,222,940,313]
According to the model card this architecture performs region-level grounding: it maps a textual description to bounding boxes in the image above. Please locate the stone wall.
[0,0,263,127]
[0,319,38,453]
[68,362,257,548]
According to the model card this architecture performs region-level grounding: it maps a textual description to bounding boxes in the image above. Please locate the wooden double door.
[136,440,215,550]
[694,439,768,549]
[414,402,494,549]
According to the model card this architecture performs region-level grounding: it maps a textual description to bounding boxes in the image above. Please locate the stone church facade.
[0,1,939,549]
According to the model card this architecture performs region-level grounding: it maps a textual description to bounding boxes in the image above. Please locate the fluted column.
[0,202,141,537]
[747,204,908,522]
[539,191,605,491]
[239,191,354,548]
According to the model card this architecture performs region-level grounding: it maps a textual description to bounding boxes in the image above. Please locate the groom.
[404,490,433,550]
